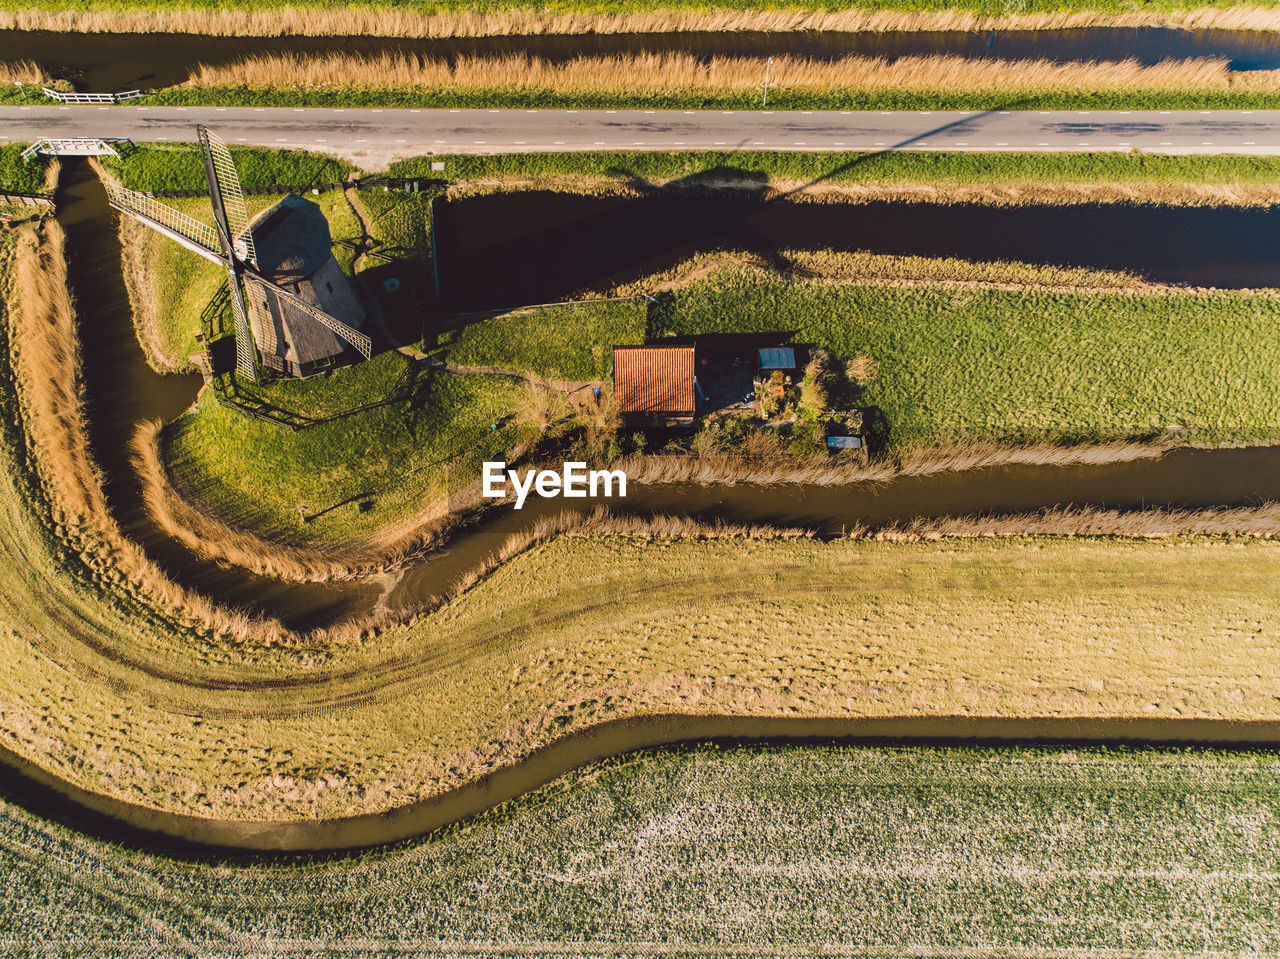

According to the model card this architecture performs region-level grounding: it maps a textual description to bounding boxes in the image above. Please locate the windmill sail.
[244,273,372,360]
[198,126,257,266]
[197,125,259,383]
[104,183,222,263]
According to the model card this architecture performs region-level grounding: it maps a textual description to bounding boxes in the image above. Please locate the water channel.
[6,27,1280,93]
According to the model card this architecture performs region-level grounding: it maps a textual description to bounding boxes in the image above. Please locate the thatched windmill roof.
[251,194,332,284]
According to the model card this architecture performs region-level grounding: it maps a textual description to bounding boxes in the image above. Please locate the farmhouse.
[247,194,368,377]
[612,345,697,426]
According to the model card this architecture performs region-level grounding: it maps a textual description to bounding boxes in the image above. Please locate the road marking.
[395,138,407,143]
[833,141,845,145]
[673,141,686,145]
[255,108,265,112]
[714,141,727,145]
[793,141,806,145]
[554,140,565,144]
[450,109,460,113]
[472,140,484,144]
[1119,111,1130,115]
[996,141,1008,146]
[356,138,367,143]
[488,109,499,113]
[236,137,246,141]
[1038,142,1049,146]
[999,110,1009,114]
[1118,142,1129,146]
[955,141,967,146]
[98,106,108,111]
[645,110,655,114]
[802,111,812,115]
[1077,111,1090,115]
[1202,141,1214,145]
[1078,141,1090,146]
[410,109,421,113]
[723,111,735,114]
[434,139,446,143]
[315,138,327,142]
[633,140,645,144]
[874,141,886,146]
[293,108,304,112]
[1160,110,1171,114]
[595,141,606,145]
[1200,110,1211,114]
[607,110,616,114]
[916,141,928,145]
[566,110,577,113]
[156,136,168,141]
[372,109,383,113]
[1245,141,1256,145]
[1160,141,1172,145]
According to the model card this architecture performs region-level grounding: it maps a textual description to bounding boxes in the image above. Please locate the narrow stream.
[7,27,1280,93]
[55,162,1280,629]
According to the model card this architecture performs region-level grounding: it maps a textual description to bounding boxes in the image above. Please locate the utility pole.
[762,56,773,108]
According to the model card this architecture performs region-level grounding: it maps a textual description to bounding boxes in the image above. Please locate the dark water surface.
[7,27,1280,93]
[434,191,1280,311]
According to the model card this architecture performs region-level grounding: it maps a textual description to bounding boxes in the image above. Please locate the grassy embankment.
[5,745,1280,952]
[0,142,54,196]
[0,0,1275,37]
[108,144,579,545]
[399,149,1280,207]
[157,51,1280,112]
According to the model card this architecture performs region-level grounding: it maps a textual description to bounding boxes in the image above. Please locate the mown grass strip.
[393,149,1280,191]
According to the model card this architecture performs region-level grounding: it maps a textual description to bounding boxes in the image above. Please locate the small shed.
[757,347,796,371]
[613,345,696,425]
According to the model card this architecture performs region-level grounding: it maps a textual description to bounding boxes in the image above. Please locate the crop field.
[3,744,1280,953]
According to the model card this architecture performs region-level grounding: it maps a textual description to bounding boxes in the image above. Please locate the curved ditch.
[8,27,1280,93]
[55,161,1280,629]
[2,713,1279,857]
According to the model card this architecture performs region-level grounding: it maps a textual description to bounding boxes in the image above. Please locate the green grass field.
[435,298,646,380]
[0,145,52,195]
[104,143,352,194]
[649,267,1280,448]
[4,744,1280,953]
[165,359,529,542]
[395,149,1280,201]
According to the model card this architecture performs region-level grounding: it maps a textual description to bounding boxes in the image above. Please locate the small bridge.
[21,137,126,160]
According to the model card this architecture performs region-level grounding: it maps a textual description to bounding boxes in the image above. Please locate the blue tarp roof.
[758,347,796,369]
[826,435,864,450]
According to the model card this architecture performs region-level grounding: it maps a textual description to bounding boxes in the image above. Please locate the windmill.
[107,126,372,382]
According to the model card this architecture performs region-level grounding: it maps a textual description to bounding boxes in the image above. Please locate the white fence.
[42,88,142,104]
[21,137,123,160]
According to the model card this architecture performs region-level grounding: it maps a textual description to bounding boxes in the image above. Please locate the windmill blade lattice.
[198,126,257,266]
[104,183,221,260]
[244,273,373,359]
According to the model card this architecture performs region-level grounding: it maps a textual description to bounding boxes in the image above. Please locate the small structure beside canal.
[612,345,697,426]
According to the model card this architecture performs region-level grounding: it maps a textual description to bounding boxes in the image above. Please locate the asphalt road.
[3,105,1279,166]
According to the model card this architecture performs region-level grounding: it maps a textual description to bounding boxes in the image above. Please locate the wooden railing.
[41,88,143,104]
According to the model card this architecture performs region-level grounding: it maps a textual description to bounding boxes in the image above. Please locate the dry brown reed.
[6,222,280,644]
[610,249,1172,299]
[620,440,1169,488]
[7,6,1280,39]
[867,503,1280,540]
[188,50,1269,96]
[0,59,50,86]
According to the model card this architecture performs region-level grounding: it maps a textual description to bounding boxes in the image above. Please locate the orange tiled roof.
[612,346,695,415]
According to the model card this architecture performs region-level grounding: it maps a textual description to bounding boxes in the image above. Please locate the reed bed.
[620,440,1168,488]
[869,503,1280,540]
[5,5,1280,39]
[188,50,1270,97]
[0,59,49,87]
[6,221,288,646]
